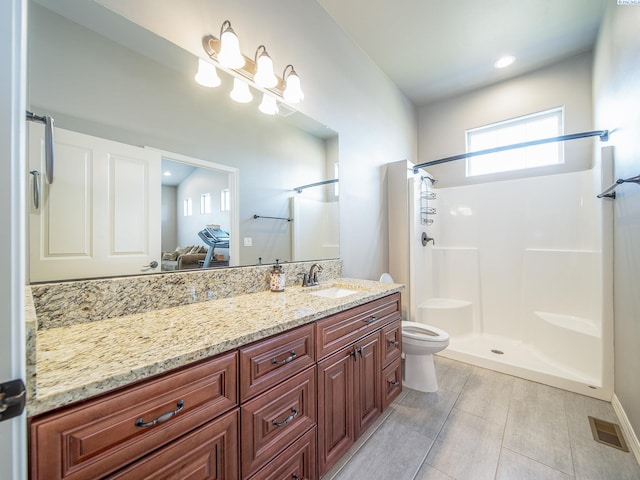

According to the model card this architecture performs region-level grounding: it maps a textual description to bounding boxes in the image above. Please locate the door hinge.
[0,379,26,421]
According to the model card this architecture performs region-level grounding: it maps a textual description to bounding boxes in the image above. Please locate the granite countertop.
[30,278,403,417]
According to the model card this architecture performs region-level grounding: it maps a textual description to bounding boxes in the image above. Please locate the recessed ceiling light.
[494,55,516,69]
[163,171,172,176]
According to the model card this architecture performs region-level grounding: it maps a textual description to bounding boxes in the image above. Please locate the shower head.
[423,175,438,186]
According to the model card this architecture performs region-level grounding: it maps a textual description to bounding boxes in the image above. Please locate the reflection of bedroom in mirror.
[160,159,234,272]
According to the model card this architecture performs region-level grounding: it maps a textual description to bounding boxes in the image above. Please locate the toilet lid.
[379,273,394,283]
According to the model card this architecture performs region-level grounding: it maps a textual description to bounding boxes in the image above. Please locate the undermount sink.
[308,287,361,299]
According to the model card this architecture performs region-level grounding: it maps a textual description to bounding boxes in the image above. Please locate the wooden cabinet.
[29,292,401,480]
[316,293,401,360]
[239,324,315,403]
[382,357,402,411]
[316,292,401,476]
[30,351,238,480]
[240,366,316,478]
[248,427,316,480]
[107,409,239,480]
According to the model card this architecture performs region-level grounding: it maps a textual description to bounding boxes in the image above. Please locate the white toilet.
[379,273,450,393]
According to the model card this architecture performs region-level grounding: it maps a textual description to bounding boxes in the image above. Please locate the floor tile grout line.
[410,364,474,479]
[500,446,578,479]
[494,374,517,480]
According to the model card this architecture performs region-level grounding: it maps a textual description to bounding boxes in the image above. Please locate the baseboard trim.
[612,393,640,465]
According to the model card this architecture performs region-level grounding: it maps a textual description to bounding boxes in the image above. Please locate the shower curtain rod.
[293,178,339,193]
[412,129,609,173]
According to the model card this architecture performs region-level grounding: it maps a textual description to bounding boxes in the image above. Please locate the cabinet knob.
[387,339,399,347]
[362,315,377,324]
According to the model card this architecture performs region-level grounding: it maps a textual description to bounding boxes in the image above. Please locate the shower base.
[436,333,611,400]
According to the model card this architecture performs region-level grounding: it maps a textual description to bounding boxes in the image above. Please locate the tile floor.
[324,356,640,480]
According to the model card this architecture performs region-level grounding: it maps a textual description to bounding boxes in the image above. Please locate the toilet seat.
[402,321,449,342]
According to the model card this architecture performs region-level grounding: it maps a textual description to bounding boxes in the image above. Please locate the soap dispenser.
[270,260,285,292]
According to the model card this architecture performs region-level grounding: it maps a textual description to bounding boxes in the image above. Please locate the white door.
[28,125,162,282]
[0,0,27,479]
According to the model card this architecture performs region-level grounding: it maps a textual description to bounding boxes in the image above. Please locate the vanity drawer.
[107,408,239,480]
[248,427,316,480]
[381,319,402,367]
[240,324,315,402]
[30,351,238,480]
[382,357,402,411]
[316,293,401,359]
[241,366,316,478]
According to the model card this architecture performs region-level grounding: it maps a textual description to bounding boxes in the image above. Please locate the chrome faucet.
[303,263,323,287]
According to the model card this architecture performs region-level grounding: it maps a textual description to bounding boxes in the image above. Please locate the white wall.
[593,0,640,443]
[176,168,230,252]
[89,0,417,279]
[161,185,177,252]
[418,51,594,187]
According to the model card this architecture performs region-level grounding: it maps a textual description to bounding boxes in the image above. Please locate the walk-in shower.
[388,151,614,400]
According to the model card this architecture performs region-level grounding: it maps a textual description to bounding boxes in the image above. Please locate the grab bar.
[253,214,293,222]
[26,111,55,184]
[597,174,640,199]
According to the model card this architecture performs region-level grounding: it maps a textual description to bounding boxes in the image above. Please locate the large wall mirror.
[27,0,339,283]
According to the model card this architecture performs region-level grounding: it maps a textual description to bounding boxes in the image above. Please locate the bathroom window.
[200,193,211,214]
[220,189,230,212]
[183,198,192,216]
[466,107,564,177]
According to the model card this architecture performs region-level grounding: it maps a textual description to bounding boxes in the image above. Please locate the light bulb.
[194,59,221,87]
[254,50,278,88]
[218,23,245,69]
[230,78,253,103]
[283,69,304,104]
[494,55,516,69]
[258,94,279,115]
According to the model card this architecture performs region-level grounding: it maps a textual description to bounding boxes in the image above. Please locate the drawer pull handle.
[271,351,297,365]
[362,315,377,324]
[273,408,298,427]
[351,347,362,361]
[135,400,184,428]
[387,339,399,347]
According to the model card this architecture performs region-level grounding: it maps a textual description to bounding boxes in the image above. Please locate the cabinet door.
[354,332,382,438]
[382,357,402,411]
[107,409,239,480]
[317,348,355,477]
[381,319,402,368]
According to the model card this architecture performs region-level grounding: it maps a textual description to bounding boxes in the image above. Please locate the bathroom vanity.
[27,274,402,479]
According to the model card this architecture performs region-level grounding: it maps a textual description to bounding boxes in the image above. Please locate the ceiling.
[318,0,606,106]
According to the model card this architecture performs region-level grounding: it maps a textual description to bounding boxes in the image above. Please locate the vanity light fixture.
[194,59,221,87]
[254,45,278,88]
[217,20,245,69]
[282,65,304,104]
[199,20,304,113]
[230,77,253,103]
[258,93,279,115]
